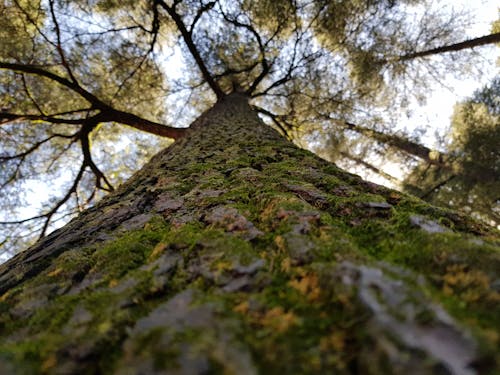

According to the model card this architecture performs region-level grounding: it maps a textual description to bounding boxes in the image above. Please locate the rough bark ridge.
[0,93,499,374]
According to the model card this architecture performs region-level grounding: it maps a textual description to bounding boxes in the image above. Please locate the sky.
[344,0,499,184]
[408,0,498,141]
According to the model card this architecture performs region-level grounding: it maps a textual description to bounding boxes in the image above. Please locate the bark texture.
[0,93,499,374]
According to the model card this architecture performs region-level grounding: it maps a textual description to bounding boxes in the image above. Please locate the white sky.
[352,0,499,184]
[415,0,498,137]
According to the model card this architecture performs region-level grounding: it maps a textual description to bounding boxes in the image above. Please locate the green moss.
[1,101,499,373]
[28,295,79,331]
[92,220,168,281]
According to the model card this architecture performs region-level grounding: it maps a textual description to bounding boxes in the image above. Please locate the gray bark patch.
[233,259,265,275]
[284,183,329,209]
[205,206,263,240]
[119,213,153,231]
[154,195,184,212]
[333,261,478,375]
[410,215,450,234]
[282,232,315,264]
[132,290,212,333]
[363,201,392,209]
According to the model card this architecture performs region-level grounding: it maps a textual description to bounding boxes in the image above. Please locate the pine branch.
[155,0,225,99]
[400,32,500,60]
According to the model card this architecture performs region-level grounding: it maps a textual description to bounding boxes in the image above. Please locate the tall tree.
[1,91,500,374]
[0,2,499,373]
[403,78,500,227]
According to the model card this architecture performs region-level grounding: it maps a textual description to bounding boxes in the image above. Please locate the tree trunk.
[0,93,499,374]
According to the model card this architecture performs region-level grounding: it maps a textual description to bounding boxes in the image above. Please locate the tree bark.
[0,93,499,374]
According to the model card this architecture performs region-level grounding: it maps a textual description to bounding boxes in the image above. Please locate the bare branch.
[252,105,291,139]
[189,1,216,34]
[0,111,88,125]
[0,215,48,226]
[420,174,458,199]
[155,0,225,99]
[80,127,114,192]
[12,0,57,49]
[21,74,45,115]
[111,1,162,101]
[399,32,500,61]
[321,117,447,166]
[0,158,25,190]
[0,63,186,139]
[0,61,107,108]
[217,6,269,94]
[100,109,187,139]
[38,163,86,237]
[251,35,319,98]
[48,0,79,83]
[0,133,76,162]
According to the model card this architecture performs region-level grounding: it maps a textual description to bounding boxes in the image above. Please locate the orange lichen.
[320,331,346,352]
[274,235,286,253]
[149,242,167,259]
[260,306,298,333]
[41,354,57,373]
[442,264,499,303]
[289,272,321,302]
[280,257,292,273]
[47,268,63,277]
[233,300,250,314]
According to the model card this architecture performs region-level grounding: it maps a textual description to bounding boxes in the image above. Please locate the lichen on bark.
[0,93,499,374]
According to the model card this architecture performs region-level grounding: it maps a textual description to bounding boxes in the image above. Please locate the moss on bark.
[0,93,499,374]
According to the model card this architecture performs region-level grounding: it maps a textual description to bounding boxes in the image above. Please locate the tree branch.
[0,62,106,108]
[38,163,86,237]
[420,174,458,199]
[21,74,45,115]
[400,32,500,61]
[0,133,76,161]
[332,119,446,166]
[251,34,316,98]
[111,1,162,101]
[0,111,89,125]
[48,0,79,83]
[0,163,86,239]
[100,109,186,139]
[252,105,291,139]
[155,0,225,99]
[189,1,216,34]
[80,127,114,192]
[0,63,186,139]
[217,6,269,94]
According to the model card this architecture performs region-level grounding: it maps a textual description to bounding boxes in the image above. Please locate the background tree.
[403,78,500,226]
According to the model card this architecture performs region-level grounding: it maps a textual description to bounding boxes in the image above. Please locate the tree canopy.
[1,0,499,257]
[403,78,500,227]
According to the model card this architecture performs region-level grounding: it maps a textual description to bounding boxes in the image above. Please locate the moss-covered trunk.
[0,93,499,374]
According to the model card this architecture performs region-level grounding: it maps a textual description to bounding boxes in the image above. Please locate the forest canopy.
[0,0,499,258]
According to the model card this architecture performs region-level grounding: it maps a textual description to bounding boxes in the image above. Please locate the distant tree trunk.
[339,121,447,166]
[0,93,499,374]
[339,151,401,184]
[401,32,500,60]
